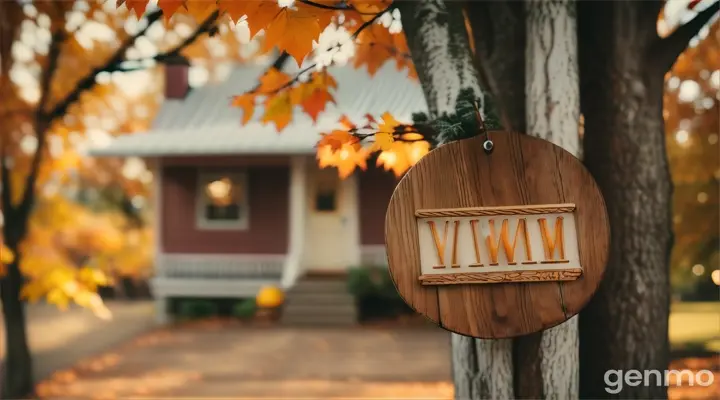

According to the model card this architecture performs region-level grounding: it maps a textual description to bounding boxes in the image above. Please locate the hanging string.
[474,99,493,154]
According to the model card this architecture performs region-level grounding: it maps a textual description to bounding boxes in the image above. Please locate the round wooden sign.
[385,131,609,339]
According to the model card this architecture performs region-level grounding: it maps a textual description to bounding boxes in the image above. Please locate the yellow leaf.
[378,111,401,134]
[1,243,15,265]
[335,143,368,178]
[262,92,293,131]
[373,131,394,151]
[47,288,70,310]
[20,281,45,302]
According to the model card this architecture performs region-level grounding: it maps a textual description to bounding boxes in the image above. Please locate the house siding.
[161,165,290,254]
[358,165,399,245]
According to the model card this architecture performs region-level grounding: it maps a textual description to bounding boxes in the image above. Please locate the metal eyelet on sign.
[483,139,494,154]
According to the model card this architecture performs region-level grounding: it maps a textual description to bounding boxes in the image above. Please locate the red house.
[89,60,427,324]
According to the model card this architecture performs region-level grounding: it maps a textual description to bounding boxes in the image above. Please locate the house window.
[196,171,249,230]
[315,169,339,212]
[316,190,336,211]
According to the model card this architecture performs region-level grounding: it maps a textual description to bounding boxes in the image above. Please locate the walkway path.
[0,301,155,382]
[35,320,453,398]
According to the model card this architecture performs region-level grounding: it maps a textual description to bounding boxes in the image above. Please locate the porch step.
[281,276,357,326]
[289,280,350,293]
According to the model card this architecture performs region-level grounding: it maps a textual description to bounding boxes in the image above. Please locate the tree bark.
[1,224,33,399]
[465,0,526,133]
[397,1,514,398]
[578,1,673,398]
[516,1,581,398]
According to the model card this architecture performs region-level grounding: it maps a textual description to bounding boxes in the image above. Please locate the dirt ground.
[35,320,454,399]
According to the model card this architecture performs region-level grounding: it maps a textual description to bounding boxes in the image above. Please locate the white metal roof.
[89,63,428,157]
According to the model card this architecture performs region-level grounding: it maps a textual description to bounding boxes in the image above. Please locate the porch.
[149,155,395,324]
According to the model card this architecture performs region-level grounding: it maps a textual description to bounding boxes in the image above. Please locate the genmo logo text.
[604,369,715,394]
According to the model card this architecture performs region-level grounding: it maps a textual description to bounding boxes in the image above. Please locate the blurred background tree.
[664,21,719,301]
[0,0,267,396]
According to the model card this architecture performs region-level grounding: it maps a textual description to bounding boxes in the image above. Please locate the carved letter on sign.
[416,204,582,285]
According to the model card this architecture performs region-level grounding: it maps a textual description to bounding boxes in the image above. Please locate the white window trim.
[195,170,249,231]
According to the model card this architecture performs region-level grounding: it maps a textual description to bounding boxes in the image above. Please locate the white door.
[302,163,360,271]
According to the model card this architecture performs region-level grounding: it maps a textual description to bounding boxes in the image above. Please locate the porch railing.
[360,245,388,267]
[156,253,285,280]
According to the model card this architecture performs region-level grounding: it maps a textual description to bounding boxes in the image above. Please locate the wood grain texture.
[419,269,583,285]
[385,131,609,339]
[415,204,575,218]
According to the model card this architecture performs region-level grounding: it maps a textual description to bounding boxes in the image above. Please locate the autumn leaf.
[318,143,368,179]
[157,0,186,22]
[258,68,292,93]
[378,111,401,133]
[339,115,356,130]
[1,243,15,266]
[373,131,394,151]
[262,4,323,65]
[262,92,293,131]
[184,0,215,22]
[318,129,358,151]
[124,0,148,18]
[301,89,335,121]
[231,94,256,124]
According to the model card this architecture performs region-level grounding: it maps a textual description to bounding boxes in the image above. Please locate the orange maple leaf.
[319,143,368,179]
[258,68,292,93]
[231,94,256,124]
[318,130,358,151]
[301,90,335,122]
[124,0,149,18]
[217,0,265,29]
[339,115,356,130]
[184,0,215,22]
[157,0,186,21]
[262,3,323,65]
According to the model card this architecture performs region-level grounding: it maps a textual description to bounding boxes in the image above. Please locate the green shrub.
[347,266,400,300]
[232,299,257,319]
[177,299,218,319]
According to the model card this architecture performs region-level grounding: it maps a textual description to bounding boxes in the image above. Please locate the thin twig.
[247,5,390,95]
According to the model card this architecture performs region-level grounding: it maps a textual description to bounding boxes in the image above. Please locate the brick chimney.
[164,55,190,99]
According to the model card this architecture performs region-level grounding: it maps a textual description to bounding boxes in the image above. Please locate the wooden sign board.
[416,204,582,285]
[385,132,610,339]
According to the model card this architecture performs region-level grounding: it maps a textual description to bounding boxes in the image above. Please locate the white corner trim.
[281,156,307,288]
[153,159,164,275]
[195,169,250,231]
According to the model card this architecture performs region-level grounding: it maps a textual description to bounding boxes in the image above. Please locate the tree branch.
[0,151,13,219]
[649,0,719,72]
[37,31,65,114]
[41,9,164,122]
[17,28,66,221]
[113,10,220,73]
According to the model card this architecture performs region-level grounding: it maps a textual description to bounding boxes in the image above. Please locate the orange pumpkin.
[256,286,284,308]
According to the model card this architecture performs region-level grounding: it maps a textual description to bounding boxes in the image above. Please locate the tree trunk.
[515,1,581,398]
[578,1,672,398]
[465,0,526,133]
[397,1,514,398]
[0,241,33,398]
